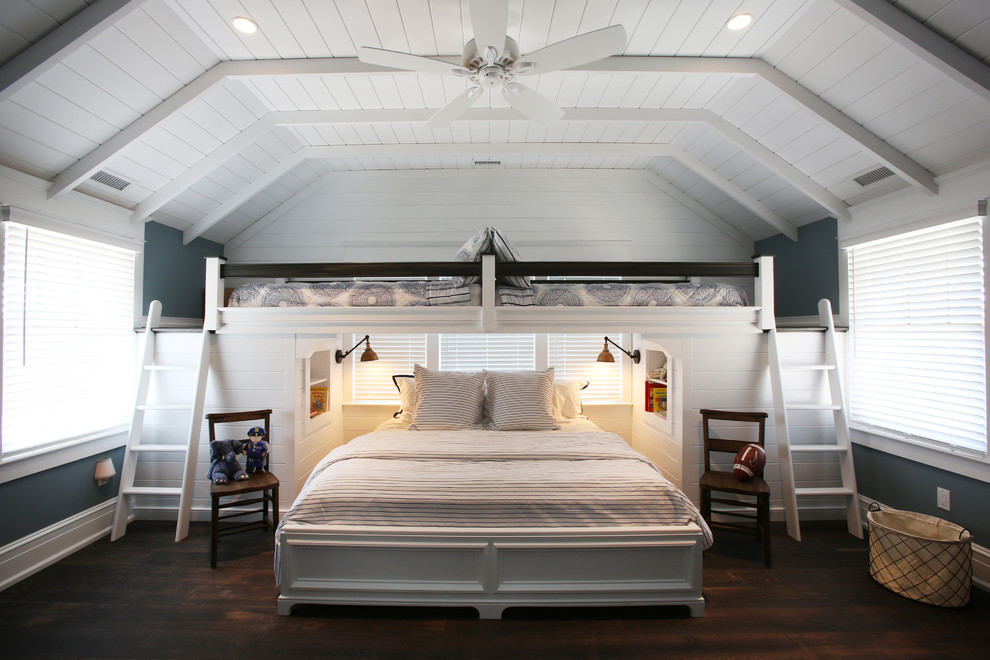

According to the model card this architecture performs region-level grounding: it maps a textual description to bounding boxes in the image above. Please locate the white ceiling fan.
[357,0,627,129]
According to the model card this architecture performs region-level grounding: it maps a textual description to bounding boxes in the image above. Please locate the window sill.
[0,427,128,484]
[850,424,990,484]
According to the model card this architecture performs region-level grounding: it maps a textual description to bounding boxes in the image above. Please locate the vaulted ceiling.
[1,0,989,245]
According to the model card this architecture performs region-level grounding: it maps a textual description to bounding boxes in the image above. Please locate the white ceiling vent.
[89,170,131,191]
[473,160,502,168]
[853,166,895,187]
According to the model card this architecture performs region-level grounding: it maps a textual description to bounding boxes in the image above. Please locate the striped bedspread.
[498,282,749,306]
[276,429,713,573]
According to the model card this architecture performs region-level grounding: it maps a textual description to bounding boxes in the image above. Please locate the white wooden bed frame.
[276,524,707,619]
[204,255,772,618]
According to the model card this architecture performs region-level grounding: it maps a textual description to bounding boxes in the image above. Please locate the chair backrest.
[206,409,273,471]
[700,408,768,472]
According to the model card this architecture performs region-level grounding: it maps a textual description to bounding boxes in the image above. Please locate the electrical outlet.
[937,487,951,511]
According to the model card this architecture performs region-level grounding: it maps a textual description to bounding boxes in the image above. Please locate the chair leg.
[760,494,771,569]
[700,486,711,524]
[272,485,279,531]
[210,495,219,568]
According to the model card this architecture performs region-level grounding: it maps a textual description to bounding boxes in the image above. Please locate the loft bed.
[204,254,774,335]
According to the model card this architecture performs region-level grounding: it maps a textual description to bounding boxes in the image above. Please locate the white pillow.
[409,364,485,430]
[485,368,559,431]
[392,374,416,416]
[553,379,590,419]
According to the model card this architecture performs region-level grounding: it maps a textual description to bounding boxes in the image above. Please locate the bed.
[275,367,711,619]
[205,229,774,335]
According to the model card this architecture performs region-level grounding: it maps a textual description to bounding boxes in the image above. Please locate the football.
[733,443,767,481]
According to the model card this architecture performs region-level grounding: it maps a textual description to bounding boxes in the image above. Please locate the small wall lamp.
[336,335,379,364]
[94,457,116,486]
[597,336,640,364]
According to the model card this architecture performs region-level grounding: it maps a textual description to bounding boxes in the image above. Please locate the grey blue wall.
[0,446,124,546]
[143,221,223,319]
[853,445,989,543]
[755,217,840,317]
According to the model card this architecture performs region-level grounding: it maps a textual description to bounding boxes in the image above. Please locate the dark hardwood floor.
[1,520,987,659]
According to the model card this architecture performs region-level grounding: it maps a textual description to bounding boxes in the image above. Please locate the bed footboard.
[276,525,706,619]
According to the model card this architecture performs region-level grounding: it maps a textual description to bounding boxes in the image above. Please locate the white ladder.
[111,300,212,542]
[768,298,862,542]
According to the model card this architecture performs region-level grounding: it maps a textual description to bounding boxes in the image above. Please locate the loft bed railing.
[205,255,774,334]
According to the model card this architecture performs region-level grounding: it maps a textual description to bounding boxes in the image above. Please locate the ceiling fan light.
[232,16,258,34]
[726,13,753,31]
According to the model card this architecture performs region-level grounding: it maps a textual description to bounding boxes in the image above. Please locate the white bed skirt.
[277,523,706,619]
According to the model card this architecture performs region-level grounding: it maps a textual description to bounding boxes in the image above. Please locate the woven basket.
[867,505,972,608]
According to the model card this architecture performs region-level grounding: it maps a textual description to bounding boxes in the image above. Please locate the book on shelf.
[645,381,667,413]
[310,386,328,417]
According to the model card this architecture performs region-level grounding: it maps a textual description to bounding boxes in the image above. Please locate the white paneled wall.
[225,169,750,263]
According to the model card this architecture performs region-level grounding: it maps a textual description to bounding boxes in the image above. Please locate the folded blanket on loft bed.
[228,280,475,307]
[498,282,748,306]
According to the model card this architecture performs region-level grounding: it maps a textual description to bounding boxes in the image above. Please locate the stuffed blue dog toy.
[207,439,249,485]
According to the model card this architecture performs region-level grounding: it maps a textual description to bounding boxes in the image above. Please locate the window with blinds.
[439,334,535,371]
[2,221,136,457]
[351,332,625,404]
[548,333,624,402]
[847,217,986,454]
[351,334,427,401]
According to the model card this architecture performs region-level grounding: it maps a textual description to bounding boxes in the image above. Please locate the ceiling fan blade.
[501,82,564,124]
[425,87,483,129]
[358,46,469,76]
[516,25,627,76]
[468,0,509,60]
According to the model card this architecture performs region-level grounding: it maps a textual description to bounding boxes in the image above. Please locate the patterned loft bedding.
[498,282,749,307]
[228,280,476,307]
[228,280,749,308]
[275,427,713,577]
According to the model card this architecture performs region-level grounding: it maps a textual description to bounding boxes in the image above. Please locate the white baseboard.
[858,495,988,591]
[0,500,115,592]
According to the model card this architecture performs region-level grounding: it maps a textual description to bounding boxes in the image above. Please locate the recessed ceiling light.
[726,13,753,31]
[232,16,258,34]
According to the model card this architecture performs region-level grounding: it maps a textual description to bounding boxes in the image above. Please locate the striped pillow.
[485,368,559,431]
[409,365,485,430]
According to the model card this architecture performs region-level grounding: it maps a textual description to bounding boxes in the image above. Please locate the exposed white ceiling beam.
[135,107,848,224]
[642,172,754,246]
[834,0,990,105]
[583,57,939,196]
[0,0,149,105]
[183,142,797,244]
[56,55,933,201]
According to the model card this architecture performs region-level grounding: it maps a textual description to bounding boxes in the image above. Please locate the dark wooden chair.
[699,408,771,568]
[206,409,279,568]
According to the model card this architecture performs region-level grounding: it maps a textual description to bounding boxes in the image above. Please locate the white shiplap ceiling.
[0,0,988,244]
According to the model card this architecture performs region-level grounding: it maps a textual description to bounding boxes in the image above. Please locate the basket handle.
[869,501,881,512]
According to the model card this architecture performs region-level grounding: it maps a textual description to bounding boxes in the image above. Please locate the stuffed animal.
[207,439,248,485]
[242,426,269,473]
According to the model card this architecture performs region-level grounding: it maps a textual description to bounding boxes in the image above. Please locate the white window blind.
[548,333,623,402]
[2,221,136,457]
[847,217,986,454]
[439,334,535,372]
[351,334,427,401]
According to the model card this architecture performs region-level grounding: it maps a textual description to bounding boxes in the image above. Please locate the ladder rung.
[782,364,835,372]
[137,404,191,411]
[130,445,188,453]
[786,404,842,411]
[145,364,195,372]
[122,486,182,496]
[790,444,848,453]
[795,487,856,497]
